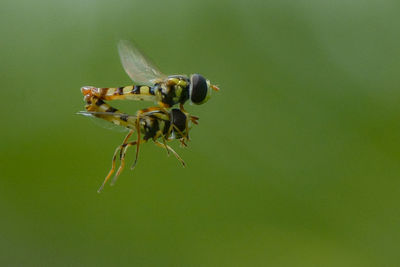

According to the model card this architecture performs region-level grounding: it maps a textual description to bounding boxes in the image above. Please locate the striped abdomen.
[89,85,158,102]
[84,95,136,129]
[82,75,190,107]
[84,95,174,140]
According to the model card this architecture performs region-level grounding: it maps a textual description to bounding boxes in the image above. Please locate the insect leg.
[97,130,134,192]
[162,136,170,156]
[97,145,124,193]
[110,129,135,186]
[190,115,199,125]
[129,107,162,170]
[154,140,186,167]
[172,125,189,147]
[119,129,134,159]
[131,114,141,170]
[153,131,170,156]
[178,104,191,142]
[111,141,139,186]
[179,103,187,113]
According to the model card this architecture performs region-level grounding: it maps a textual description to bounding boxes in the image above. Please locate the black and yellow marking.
[84,94,192,141]
[84,95,134,129]
[95,98,105,106]
[88,75,191,108]
[83,95,192,139]
[81,94,195,192]
[120,114,129,122]
[117,87,124,95]
[105,106,118,113]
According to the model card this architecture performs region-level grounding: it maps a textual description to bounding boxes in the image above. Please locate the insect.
[81,40,219,113]
[78,92,199,193]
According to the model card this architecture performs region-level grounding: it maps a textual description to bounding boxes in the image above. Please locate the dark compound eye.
[190,74,208,104]
[171,109,187,133]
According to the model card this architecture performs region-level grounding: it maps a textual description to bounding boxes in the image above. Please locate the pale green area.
[1,0,400,266]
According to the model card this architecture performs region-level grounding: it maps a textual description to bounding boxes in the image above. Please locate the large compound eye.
[190,74,208,104]
[171,109,187,133]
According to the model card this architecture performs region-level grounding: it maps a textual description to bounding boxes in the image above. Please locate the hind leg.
[110,140,140,186]
[98,145,125,193]
[97,130,134,193]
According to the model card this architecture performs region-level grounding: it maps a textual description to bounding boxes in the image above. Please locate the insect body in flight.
[78,91,199,193]
[82,40,219,112]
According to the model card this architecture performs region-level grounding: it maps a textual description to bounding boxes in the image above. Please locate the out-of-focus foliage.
[1,0,400,266]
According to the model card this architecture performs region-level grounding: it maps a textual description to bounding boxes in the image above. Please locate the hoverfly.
[78,92,198,193]
[81,40,219,113]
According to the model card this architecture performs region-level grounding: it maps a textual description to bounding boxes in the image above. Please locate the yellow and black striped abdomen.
[95,85,158,102]
[85,96,135,129]
[84,95,174,140]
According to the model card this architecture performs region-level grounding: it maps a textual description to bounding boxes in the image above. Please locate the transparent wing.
[118,40,167,86]
[77,111,137,119]
[77,111,137,133]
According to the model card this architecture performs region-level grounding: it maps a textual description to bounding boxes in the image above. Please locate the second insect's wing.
[77,111,137,132]
[118,40,167,86]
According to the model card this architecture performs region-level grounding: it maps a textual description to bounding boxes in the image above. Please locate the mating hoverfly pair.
[79,40,219,192]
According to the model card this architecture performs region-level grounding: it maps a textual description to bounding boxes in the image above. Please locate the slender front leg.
[153,131,170,156]
[162,136,170,156]
[154,140,186,167]
[172,125,189,147]
[190,115,199,125]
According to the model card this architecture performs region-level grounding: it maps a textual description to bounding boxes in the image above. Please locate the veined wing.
[77,111,137,132]
[118,40,167,86]
[77,111,137,119]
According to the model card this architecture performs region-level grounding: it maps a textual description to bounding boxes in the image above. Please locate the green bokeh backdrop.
[1,0,400,266]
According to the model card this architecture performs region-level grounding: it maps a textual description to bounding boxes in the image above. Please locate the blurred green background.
[1,0,400,266]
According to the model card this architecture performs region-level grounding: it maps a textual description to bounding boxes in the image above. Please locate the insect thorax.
[140,113,172,141]
[154,76,190,107]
